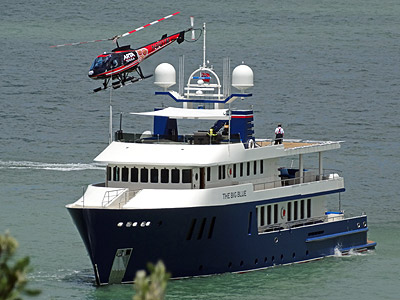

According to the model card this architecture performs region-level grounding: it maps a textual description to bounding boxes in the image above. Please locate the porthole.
[357,222,361,228]
[255,258,258,265]
[363,221,367,227]
[140,221,146,227]
[306,250,309,256]
[274,237,279,243]
[292,252,296,258]
[240,260,244,266]
[126,222,132,227]
[264,257,268,263]
[117,222,124,227]
[280,254,284,260]
[272,256,275,262]
[228,262,233,268]
[146,221,151,227]
[133,222,138,227]
[199,265,203,271]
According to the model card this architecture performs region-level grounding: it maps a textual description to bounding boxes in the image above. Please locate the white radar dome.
[154,63,176,89]
[232,64,254,92]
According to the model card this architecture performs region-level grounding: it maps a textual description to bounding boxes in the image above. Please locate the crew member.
[222,124,229,136]
[207,127,218,144]
[274,124,284,145]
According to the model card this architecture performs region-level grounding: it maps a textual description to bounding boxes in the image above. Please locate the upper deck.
[94,136,341,166]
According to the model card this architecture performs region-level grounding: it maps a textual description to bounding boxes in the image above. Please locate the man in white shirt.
[274,124,284,145]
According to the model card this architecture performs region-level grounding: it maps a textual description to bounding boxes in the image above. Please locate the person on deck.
[222,124,229,136]
[274,124,284,145]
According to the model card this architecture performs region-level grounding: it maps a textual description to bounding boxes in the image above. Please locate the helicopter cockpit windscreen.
[90,55,112,72]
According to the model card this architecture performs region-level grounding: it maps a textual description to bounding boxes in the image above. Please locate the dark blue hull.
[67,202,376,285]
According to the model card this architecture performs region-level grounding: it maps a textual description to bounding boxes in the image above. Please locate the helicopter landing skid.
[93,74,153,93]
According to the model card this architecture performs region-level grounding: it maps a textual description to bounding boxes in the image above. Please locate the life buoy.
[281,207,286,219]
[227,165,233,177]
[248,139,255,149]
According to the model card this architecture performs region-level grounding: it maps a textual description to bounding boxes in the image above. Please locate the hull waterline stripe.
[340,241,377,252]
[306,227,368,243]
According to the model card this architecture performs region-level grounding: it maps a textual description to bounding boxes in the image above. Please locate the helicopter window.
[91,55,111,69]
[112,59,119,68]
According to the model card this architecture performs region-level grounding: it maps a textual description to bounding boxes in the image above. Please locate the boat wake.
[30,269,95,285]
[0,160,104,172]
[333,246,374,257]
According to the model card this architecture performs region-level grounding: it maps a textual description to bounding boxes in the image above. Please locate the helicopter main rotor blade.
[50,38,112,48]
[118,11,180,39]
[50,11,180,48]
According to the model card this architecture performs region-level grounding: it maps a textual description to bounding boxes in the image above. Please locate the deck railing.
[258,215,327,234]
[253,169,342,191]
[115,132,242,145]
[101,189,141,208]
[101,189,126,207]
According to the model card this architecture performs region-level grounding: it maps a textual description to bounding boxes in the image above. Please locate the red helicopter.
[51,12,198,92]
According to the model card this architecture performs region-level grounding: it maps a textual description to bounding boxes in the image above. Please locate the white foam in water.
[334,246,343,257]
[0,160,104,172]
[333,245,371,258]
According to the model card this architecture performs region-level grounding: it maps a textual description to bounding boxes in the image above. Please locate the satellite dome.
[232,64,254,92]
[154,63,176,89]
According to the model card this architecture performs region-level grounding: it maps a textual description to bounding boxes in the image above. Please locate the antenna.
[203,23,207,68]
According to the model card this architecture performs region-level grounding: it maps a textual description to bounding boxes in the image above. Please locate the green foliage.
[0,232,41,300]
[133,261,170,300]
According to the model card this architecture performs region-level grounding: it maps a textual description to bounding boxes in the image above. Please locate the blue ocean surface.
[1,0,399,299]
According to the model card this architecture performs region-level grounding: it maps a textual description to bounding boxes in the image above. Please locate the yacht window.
[222,165,226,179]
[172,168,180,183]
[140,168,148,183]
[182,169,192,183]
[307,199,311,218]
[207,167,211,181]
[267,205,271,225]
[121,167,129,182]
[218,166,222,180]
[240,163,243,177]
[260,206,265,226]
[107,166,111,181]
[260,160,264,174]
[287,202,292,222]
[300,200,305,219]
[161,168,169,183]
[151,168,158,183]
[131,167,138,182]
[233,164,237,178]
[247,162,250,176]
[113,166,120,181]
[254,161,257,175]
[294,201,298,221]
[274,204,278,223]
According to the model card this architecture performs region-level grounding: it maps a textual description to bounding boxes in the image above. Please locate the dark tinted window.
[113,166,120,181]
[140,168,148,183]
[121,167,129,182]
[182,169,192,183]
[107,166,111,181]
[161,168,169,183]
[151,168,158,183]
[131,167,138,182]
[172,169,180,183]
